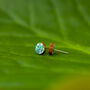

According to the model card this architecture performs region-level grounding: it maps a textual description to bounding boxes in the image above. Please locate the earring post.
[54,49,69,54]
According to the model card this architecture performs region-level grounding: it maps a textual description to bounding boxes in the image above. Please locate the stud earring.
[49,43,69,55]
[35,43,46,55]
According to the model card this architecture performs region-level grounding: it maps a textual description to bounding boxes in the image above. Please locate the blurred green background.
[0,0,90,90]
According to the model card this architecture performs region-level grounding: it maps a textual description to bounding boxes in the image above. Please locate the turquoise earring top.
[35,43,46,55]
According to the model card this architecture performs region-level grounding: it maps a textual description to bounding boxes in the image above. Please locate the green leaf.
[0,0,90,89]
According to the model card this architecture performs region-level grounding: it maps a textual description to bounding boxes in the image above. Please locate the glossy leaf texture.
[0,0,90,90]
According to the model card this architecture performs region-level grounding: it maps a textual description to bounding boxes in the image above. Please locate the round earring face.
[35,43,46,55]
